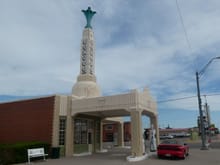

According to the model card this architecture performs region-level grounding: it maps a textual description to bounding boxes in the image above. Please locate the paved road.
[147,149,220,165]
[188,141,220,149]
[18,147,220,165]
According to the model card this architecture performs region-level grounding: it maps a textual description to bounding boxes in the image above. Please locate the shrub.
[0,141,50,165]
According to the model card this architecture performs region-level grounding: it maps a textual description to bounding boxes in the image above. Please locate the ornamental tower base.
[72,74,101,98]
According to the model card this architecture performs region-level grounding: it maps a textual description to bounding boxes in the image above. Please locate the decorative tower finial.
[82,7,96,29]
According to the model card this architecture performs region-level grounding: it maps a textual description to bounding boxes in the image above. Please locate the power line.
[175,0,192,51]
[158,93,220,103]
[175,0,200,73]
[203,93,220,97]
[158,95,196,103]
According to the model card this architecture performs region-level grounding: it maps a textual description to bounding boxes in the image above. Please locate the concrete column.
[65,97,74,157]
[130,110,143,157]
[150,115,160,145]
[51,96,60,147]
[117,122,124,147]
[100,120,103,151]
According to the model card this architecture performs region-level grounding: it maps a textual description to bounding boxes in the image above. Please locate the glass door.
[88,120,94,153]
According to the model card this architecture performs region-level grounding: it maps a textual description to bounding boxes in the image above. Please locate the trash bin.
[51,147,60,159]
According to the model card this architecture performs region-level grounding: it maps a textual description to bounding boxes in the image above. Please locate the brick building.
[102,122,131,143]
[0,96,55,144]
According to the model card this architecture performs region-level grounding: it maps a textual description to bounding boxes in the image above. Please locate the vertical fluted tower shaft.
[80,28,95,76]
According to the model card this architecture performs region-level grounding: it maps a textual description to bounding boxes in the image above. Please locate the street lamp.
[196,56,220,150]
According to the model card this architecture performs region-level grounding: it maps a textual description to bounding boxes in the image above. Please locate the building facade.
[0,7,158,161]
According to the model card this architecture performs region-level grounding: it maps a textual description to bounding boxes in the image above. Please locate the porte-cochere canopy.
[54,88,158,161]
[71,88,157,117]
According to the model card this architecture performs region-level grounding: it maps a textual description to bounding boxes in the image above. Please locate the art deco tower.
[72,7,101,97]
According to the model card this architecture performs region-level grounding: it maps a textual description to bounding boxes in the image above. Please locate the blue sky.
[0,0,220,128]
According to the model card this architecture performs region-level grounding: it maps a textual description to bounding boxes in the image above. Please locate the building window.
[74,119,88,144]
[104,133,113,142]
[59,118,66,145]
[104,124,113,130]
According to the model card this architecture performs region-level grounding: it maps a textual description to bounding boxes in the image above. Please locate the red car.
[157,139,189,159]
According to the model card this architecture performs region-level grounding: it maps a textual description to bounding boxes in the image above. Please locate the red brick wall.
[102,123,117,142]
[0,96,55,144]
[102,122,132,142]
[124,122,131,141]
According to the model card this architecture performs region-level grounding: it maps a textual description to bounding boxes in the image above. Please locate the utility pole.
[196,71,207,150]
[196,56,220,150]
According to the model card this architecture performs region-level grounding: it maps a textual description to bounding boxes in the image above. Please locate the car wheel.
[182,152,187,159]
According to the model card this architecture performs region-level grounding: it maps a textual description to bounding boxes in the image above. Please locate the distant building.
[102,121,131,147]
[102,122,196,144]
[159,128,191,137]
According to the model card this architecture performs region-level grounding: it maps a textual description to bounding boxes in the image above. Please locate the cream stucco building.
[49,7,159,161]
[0,7,159,162]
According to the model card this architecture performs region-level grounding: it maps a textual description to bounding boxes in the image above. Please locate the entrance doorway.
[74,119,94,154]
[88,120,94,152]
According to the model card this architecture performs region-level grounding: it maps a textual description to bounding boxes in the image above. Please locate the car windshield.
[161,140,184,145]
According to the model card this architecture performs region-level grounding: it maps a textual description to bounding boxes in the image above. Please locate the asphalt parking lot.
[18,147,220,165]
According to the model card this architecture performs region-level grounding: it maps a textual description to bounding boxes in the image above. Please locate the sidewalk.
[17,147,220,165]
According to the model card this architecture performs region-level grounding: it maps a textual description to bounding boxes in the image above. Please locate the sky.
[0,0,220,128]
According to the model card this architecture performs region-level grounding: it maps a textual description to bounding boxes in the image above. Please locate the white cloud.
[0,0,220,112]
